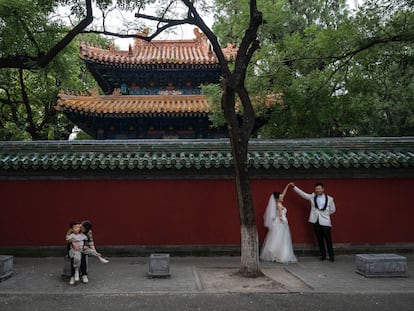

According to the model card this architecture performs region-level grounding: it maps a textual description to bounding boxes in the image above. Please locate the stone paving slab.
[196,266,311,293]
[0,255,413,295]
[0,258,197,294]
[285,255,414,293]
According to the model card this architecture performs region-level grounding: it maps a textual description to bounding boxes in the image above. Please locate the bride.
[260,183,297,264]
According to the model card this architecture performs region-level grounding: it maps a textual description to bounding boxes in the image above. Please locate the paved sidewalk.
[0,255,413,295]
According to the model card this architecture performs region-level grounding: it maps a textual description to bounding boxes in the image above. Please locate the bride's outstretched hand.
[282,183,291,197]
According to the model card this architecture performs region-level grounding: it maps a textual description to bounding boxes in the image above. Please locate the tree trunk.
[231,136,262,277]
[240,223,262,277]
[223,82,261,277]
[18,68,37,139]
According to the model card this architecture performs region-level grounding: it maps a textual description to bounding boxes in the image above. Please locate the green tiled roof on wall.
[0,137,413,172]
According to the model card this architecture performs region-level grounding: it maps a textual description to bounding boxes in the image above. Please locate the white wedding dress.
[260,196,297,264]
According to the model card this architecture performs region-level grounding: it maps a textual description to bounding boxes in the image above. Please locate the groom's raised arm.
[291,184,313,200]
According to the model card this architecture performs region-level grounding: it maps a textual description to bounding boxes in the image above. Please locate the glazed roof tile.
[0,138,413,172]
[81,28,238,66]
[56,93,209,116]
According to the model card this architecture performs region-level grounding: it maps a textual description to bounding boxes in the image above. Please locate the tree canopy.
[0,0,113,139]
[211,0,414,137]
[1,0,413,140]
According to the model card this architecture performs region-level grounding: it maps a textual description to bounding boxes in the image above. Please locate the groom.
[290,182,336,262]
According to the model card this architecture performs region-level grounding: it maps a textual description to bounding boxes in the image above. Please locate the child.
[66,221,87,284]
[66,221,108,285]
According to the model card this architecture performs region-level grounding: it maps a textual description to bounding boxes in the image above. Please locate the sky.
[55,1,213,50]
[98,3,214,50]
[111,0,363,50]
[82,0,363,51]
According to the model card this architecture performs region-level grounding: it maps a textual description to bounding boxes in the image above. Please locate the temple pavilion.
[56,28,238,139]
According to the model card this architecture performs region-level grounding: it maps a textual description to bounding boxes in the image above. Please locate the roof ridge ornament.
[112,88,122,96]
[133,28,150,50]
[193,28,209,52]
[89,88,99,97]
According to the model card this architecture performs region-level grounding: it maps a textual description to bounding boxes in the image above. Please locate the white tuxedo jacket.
[293,186,336,227]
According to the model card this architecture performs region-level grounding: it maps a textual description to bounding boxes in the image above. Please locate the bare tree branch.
[37,0,93,68]
[0,56,39,70]
[132,12,195,40]
[181,0,231,76]
[18,68,37,137]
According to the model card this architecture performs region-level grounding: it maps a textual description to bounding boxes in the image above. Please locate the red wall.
[0,178,413,246]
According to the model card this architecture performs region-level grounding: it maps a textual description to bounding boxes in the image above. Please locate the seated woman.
[66,220,108,285]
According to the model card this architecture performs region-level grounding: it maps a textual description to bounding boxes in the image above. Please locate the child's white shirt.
[66,232,87,249]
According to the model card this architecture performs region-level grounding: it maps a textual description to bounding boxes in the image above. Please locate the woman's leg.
[80,253,88,276]
[83,247,109,263]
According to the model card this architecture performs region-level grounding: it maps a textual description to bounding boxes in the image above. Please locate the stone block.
[148,253,170,278]
[0,255,13,281]
[356,253,408,278]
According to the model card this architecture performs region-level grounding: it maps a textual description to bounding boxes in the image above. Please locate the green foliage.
[74,130,93,140]
[0,0,64,61]
[0,36,101,140]
[2,0,413,140]
[200,83,225,127]
[211,0,414,138]
[0,0,118,140]
[212,0,250,46]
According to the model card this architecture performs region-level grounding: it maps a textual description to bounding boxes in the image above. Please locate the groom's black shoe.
[329,257,335,262]
[319,257,326,261]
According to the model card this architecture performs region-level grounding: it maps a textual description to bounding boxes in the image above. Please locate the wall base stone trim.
[1,244,412,258]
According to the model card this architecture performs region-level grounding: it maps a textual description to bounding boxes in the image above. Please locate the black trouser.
[71,253,88,276]
[313,221,334,259]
